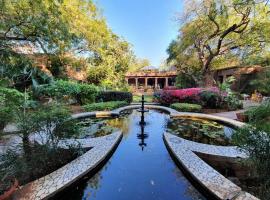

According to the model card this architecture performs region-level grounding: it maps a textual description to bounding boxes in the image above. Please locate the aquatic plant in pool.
[74,117,126,139]
[166,118,235,146]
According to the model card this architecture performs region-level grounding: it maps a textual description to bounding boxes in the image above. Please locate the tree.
[167,0,270,85]
[87,34,136,89]
[129,58,151,72]
[0,0,137,88]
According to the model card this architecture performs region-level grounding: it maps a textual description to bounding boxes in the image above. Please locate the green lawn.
[133,95,153,103]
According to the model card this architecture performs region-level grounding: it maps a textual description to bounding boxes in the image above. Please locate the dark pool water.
[167,118,235,146]
[55,110,205,200]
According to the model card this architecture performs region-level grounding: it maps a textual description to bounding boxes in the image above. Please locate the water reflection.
[56,110,205,200]
[137,124,148,151]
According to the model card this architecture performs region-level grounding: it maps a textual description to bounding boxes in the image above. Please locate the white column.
[165,77,169,87]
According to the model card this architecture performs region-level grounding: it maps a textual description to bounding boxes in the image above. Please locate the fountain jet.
[137,95,149,150]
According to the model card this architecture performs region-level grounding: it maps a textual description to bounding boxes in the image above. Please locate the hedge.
[83,101,129,112]
[170,103,202,112]
[35,80,98,105]
[95,91,132,103]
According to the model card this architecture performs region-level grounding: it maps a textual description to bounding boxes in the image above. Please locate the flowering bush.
[163,86,177,90]
[157,87,230,108]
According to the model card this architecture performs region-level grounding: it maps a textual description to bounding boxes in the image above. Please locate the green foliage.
[170,103,202,112]
[245,101,270,127]
[133,95,153,103]
[0,143,82,195]
[17,103,78,146]
[0,0,137,89]
[167,118,229,145]
[218,76,243,110]
[167,0,270,84]
[232,102,270,199]
[250,68,270,95]
[35,80,98,105]
[0,103,82,194]
[0,87,24,130]
[83,101,128,112]
[199,90,222,109]
[175,74,197,89]
[87,34,136,89]
[95,91,133,103]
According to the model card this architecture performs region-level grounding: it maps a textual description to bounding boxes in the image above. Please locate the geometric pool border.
[11,105,259,200]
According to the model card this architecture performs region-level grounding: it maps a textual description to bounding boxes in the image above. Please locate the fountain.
[137,94,149,125]
[137,94,149,150]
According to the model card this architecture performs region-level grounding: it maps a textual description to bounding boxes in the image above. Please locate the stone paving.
[164,133,258,200]
[11,131,122,200]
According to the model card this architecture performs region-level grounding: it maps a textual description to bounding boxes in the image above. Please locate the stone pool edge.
[164,132,258,200]
[11,131,123,200]
[9,105,257,200]
[114,105,258,199]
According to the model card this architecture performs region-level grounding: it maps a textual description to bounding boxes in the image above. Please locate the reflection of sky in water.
[224,126,235,139]
[56,110,205,200]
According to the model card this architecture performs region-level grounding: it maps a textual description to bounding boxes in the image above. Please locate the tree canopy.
[167,0,270,85]
[0,0,138,89]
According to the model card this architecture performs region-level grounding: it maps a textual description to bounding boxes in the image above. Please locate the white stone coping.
[12,131,122,200]
[2,105,254,199]
[164,133,258,200]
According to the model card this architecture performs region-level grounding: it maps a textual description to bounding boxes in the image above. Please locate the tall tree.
[167,0,270,85]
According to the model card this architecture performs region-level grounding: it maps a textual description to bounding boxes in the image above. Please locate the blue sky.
[96,0,183,66]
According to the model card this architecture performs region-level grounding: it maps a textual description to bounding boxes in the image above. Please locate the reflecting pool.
[55,110,205,200]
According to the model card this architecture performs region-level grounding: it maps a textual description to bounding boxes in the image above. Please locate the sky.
[96,0,183,66]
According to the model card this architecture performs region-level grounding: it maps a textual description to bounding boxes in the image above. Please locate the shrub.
[0,103,82,195]
[199,90,222,108]
[0,87,24,131]
[83,101,128,112]
[250,68,270,96]
[95,91,132,103]
[159,90,178,105]
[78,83,98,105]
[157,88,203,105]
[170,103,202,112]
[17,103,78,147]
[218,76,243,110]
[232,102,270,199]
[0,143,82,195]
[35,80,98,105]
[224,91,243,110]
[156,86,242,110]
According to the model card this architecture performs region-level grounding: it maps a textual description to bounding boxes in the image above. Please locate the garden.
[1,0,270,199]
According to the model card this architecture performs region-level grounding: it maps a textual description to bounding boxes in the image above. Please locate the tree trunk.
[22,134,31,160]
[203,71,216,87]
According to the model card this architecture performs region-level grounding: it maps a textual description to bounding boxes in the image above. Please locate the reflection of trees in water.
[83,159,113,199]
[106,117,130,137]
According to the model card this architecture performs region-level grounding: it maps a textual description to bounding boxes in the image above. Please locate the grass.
[83,101,129,112]
[133,95,153,103]
[170,103,202,112]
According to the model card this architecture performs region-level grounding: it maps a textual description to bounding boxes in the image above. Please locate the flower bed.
[154,87,241,110]
[155,88,221,105]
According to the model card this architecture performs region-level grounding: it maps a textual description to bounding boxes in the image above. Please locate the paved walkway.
[212,110,244,120]
[212,100,261,120]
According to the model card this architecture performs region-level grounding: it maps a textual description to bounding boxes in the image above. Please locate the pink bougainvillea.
[158,87,225,105]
